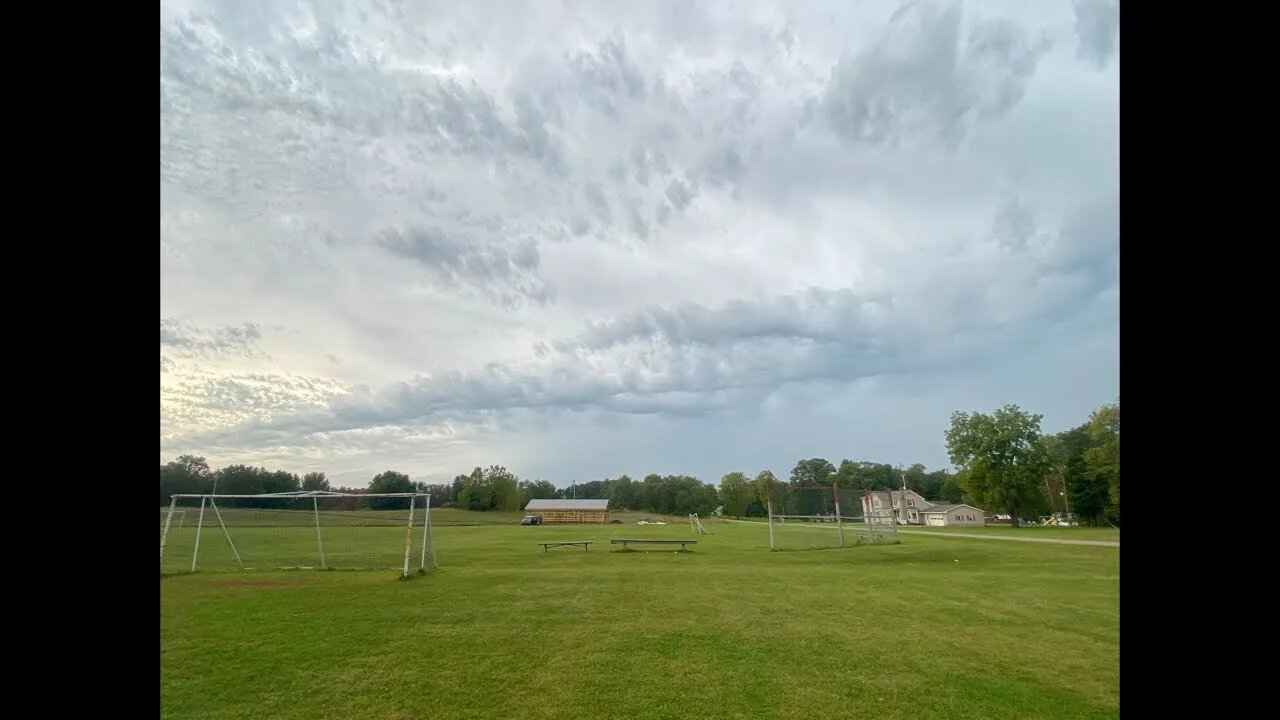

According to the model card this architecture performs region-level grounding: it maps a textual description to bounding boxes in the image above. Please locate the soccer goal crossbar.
[160,492,436,578]
[168,491,426,499]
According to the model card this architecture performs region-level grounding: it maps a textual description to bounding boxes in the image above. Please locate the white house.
[861,489,986,526]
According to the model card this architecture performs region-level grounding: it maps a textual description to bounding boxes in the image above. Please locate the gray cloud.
[166,182,1118,459]
[822,1,1050,149]
[1071,0,1120,70]
[992,195,1036,250]
[160,319,267,360]
[376,225,550,308]
[160,2,1117,484]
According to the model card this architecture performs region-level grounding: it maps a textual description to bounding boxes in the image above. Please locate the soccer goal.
[766,485,899,550]
[689,513,711,535]
[159,491,437,577]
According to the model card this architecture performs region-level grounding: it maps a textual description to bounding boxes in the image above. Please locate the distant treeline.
[160,400,1118,526]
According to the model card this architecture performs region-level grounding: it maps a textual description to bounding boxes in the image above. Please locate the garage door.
[926,515,945,526]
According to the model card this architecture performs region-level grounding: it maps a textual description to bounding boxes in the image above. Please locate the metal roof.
[524,499,610,511]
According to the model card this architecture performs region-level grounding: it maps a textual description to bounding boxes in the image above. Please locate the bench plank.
[609,539,698,544]
[610,539,698,551]
[538,541,594,552]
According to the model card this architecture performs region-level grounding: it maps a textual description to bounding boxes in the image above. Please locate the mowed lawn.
[899,525,1120,542]
[160,515,1119,720]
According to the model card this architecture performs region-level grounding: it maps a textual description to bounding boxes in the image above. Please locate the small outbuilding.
[523,498,611,524]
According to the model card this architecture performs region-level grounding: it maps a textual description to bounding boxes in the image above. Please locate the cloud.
[376,224,550,308]
[821,1,1051,149]
[1071,0,1120,70]
[159,1,1118,485]
[166,187,1117,460]
[159,319,267,360]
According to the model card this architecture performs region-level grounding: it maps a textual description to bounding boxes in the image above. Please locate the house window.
[907,499,914,507]
[955,515,962,521]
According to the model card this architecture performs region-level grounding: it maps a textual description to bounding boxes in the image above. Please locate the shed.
[523,499,611,524]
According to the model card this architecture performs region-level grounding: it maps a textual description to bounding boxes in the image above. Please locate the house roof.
[919,503,984,514]
[524,499,610,511]
[865,490,937,506]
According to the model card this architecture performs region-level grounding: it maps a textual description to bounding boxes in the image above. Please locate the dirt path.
[898,530,1119,547]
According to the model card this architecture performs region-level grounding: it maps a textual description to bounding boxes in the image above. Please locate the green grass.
[900,525,1120,542]
[161,513,1119,719]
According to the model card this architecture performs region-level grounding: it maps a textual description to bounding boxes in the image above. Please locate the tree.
[945,404,1052,526]
[210,465,301,507]
[301,472,330,491]
[789,458,836,487]
[365,470,414,509]
[608,475,636,509]
[900,463,928,494]
[458,466,524,511]
[1044,424,1108,525]
[719,471,752,518]
[519,479,559,501]
[1083,401,1120,520]
[919,469,950,499]
[941,475,965,503]
[160,455,214,505]
[754,470,782,510]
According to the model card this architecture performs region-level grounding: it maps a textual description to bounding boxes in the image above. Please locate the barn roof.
[524,499,610,511]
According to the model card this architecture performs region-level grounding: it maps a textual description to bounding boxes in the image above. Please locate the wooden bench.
[610,539,698,552]
[538,541,594,552]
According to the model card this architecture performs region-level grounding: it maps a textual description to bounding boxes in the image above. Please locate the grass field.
[160,513,1119,719]
[898,525,1120,542]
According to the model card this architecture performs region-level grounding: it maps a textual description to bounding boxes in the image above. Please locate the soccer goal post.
[766,485,898,550]
[689,513,711,535]
[160,491,437,577]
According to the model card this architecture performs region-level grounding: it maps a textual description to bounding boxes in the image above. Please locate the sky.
[159,0,1119,489]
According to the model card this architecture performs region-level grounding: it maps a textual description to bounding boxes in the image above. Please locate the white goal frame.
[160,490,436,578]
[689,513,711,535]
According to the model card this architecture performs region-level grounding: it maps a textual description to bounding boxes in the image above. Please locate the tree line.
[159,399,1118,526]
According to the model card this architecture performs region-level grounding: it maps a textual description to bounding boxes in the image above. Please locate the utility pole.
[898,464,909,524]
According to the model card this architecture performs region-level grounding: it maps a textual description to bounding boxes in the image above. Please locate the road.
[898,530,1119,547]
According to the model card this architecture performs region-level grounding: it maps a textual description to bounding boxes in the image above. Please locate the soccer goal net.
[159,491,437,577]
[767,486,899,550]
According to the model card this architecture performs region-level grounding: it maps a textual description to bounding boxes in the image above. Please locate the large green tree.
[1084,401,1120,519]
[211,465,301,506]
[301,472,330,491]
[941,474,966,503]
[159,455,214,505]
[608,475,636,509]
[754,470,782,509]
[945,405,1052,526]
[789,458,836,487]
[365,470,414,509]
[1044,423,1109,525]
[519,479,559,502]
[719,471,752,518]
[458,465,524,511]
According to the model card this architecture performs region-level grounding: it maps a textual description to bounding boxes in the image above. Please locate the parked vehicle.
[521,515,542,526]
